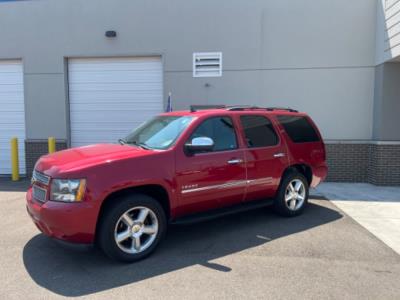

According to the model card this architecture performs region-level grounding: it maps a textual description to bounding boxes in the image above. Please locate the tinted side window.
[240,115,278,148]
[189,117,237,151]
[277,115,320,143]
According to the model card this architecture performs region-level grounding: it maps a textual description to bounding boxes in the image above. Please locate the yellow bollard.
[11,137,19,181]
[48,137,56,154]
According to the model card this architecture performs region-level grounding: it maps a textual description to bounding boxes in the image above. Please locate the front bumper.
[26,188,98,244]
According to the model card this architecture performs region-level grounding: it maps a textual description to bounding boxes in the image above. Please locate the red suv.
[26,106,327,262]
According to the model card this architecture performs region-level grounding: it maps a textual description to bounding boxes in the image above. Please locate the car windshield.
[123,115,194,150]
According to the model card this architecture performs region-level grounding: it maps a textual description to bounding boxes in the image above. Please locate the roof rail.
[227,106,298,113]
[190,105,226,112]
[189,105,298,113]
[265,107,298,113]
[226,105,260,111]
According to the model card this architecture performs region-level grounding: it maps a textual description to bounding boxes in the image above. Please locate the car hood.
[35,143,152,176]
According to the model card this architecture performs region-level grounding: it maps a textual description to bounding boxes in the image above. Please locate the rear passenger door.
[239,115,289,201]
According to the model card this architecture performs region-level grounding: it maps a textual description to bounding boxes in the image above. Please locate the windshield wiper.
[137,142,152,150]
[128,140,152,150]
[118,138,127,145]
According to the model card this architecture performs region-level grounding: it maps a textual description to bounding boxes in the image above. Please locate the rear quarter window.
[277,115,320,143]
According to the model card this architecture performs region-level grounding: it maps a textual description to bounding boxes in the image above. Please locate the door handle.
[273,152,285,158]
[227,158,243,165]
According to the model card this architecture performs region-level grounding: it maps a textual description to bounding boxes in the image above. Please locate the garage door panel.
[0,106,25,113]
[0,85,24,93]
[69,77,163,86]
[0,129,25,136]
[0,90,24,95]
[71,113,159,120]
[69,93,162,102]
[69,67,163,75]
[0,60,26,174]
[71,130,139,139]
[0,97,25,105]
[69,71,162,83]
[69,65,162,72]
[69,58,162,71]
[71,128,140,136]
[69,57,163,147]
[69,98,163,105]
[0,156,26,174]
[71,125,141,131]
[69,83,162,92]
[0,123,25,128]
[0,112,25,122]
[0,67,23,73]
[71,102,162,110]
[71,107,161,114]
[0,75,24,85]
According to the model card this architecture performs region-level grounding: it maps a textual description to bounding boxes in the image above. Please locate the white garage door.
[68,57,163,147]
[0,60,25,174]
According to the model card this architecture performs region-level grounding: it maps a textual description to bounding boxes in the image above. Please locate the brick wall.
[25,140,68,176]
[22,140,400,186]
[326,143,369,182]
[326,142,400,186]
[367,144,400,185]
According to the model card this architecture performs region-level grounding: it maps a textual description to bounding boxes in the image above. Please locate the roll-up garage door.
[68,57,163,147]
[0,60,25,174]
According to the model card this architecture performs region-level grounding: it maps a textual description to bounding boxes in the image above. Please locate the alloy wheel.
[284,179,306,211]
[114,206,159,254]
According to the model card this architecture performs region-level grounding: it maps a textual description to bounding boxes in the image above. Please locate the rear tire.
[98,194,167,263]
[274,171,309,217]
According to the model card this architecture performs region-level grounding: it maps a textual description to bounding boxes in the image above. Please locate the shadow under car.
[23,199,341,297]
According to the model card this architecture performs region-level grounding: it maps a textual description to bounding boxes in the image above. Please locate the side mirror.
[185,137,214,154]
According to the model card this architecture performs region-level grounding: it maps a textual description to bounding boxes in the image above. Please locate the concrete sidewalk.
[313,182,400,255]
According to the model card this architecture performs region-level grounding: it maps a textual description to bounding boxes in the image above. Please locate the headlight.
[50,179,86,202]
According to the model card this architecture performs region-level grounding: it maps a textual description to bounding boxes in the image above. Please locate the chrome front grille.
[32,170,50,185]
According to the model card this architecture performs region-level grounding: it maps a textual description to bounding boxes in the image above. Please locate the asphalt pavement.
[0,178,399,299]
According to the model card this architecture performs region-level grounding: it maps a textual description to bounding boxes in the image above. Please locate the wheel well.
[95,184,170,241]
[283,164,313,185]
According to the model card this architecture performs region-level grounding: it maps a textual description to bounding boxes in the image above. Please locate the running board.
[171,198,274,225]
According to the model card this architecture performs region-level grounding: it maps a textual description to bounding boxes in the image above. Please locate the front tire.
[98,194,167,263]
[274,171,309,217]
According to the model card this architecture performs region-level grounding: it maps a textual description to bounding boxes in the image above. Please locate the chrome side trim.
[181,177,273,194]
[247,177,273,185]
[181,180,247,194]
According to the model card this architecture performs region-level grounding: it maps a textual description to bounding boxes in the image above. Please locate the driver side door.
[175,116,246,216]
